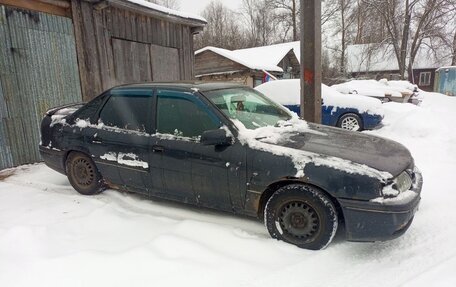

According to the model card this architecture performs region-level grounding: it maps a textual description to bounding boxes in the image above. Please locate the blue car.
[255,80,384,131]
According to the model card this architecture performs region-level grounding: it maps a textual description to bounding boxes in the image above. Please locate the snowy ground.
[1,92,456,287]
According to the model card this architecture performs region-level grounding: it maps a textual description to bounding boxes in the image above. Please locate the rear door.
[89,89,155,195]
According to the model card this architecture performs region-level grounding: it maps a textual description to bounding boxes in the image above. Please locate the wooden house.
[195,42,300,87]
[346,44,452,92]
[0,0,206,170]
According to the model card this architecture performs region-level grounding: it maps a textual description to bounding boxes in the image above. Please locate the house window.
[419,72,432,86]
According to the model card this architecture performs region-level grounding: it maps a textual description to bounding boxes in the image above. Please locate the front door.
[153,89,238,210]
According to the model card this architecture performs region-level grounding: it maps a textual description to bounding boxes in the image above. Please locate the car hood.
[267,123,413,178]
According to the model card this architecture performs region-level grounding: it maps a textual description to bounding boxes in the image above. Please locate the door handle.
[91,140,103,144]
[152,145,164,153]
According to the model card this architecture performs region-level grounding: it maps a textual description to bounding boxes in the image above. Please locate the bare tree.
[452,28,456,65]
[363,0,455,79]
[194,0,246,50]
[324,0,357,74]
[147,0,180,10]
[268,0,299,41]
[242,0,276,46]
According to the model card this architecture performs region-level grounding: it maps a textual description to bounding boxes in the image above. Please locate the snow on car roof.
[254,79,384,116]
[332,79,415,98]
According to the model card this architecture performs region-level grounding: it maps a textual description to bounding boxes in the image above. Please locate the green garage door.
[0,5,82,170]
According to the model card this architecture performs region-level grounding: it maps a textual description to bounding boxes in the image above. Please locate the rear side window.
[72,93,108,121]
[156,90,220,139]
[99,94,153,133]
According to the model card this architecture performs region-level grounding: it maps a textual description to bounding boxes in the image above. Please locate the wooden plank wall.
[194,50,247,76]
[71,0,196,101]
[278,50,301,78]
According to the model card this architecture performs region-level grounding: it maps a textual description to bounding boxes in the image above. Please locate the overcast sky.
[179,0,244,16]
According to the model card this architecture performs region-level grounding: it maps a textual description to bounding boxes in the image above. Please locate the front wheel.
[337,113,363,131]
[264,184,338,250]
[66,152,104,195]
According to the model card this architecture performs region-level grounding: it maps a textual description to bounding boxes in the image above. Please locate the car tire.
[66,151,104,195]
[264,184,338,250]
[337,113,363,131]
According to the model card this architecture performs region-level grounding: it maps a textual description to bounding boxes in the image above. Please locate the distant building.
[434,66,456,96]
[346,44,451,91]
[195,42,300,87]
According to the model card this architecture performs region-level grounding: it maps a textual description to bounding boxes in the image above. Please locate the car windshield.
[205,88,292,129]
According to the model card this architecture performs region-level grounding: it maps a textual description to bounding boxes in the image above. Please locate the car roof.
[110,82,247,93]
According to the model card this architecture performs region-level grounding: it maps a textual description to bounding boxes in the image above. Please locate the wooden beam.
[0,0,71,17]
[300,0,322,123]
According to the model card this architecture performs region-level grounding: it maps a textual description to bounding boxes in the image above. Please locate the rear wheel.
[66,152,104,195]
[337,113,363,131]
[264,184,338,250]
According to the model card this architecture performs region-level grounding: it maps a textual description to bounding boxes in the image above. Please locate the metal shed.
[434,66,456,97]
[0,0,205,170]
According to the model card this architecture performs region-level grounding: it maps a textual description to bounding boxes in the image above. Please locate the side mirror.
[201,129,233,146]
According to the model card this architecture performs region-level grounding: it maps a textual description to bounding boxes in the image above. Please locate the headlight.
[382,171,412,198]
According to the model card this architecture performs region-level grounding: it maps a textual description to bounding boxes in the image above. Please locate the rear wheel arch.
[65,151,104,195]
[63,148,92,165]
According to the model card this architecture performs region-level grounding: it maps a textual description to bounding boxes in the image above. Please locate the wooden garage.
[0,0,206,170]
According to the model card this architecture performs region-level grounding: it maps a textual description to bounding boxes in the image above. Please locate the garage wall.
[0,5,82,170]
[71,1,196,101]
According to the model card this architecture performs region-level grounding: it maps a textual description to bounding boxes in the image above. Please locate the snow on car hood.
[254,79,384,116]
[285,123,413,178]
[233,119,396,181]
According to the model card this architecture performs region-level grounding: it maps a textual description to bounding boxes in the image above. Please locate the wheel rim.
[341,116,360,131]
[72,158,95,186]
[279,201,320,241]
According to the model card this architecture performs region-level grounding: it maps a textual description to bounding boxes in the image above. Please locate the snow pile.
[332,79,415,98]
[255,79,384,116]
[1,92,456,286]
[387,80,418,92]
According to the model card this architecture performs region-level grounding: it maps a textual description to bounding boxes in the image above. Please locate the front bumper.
[363,114,384,130]
[338,168,423,242]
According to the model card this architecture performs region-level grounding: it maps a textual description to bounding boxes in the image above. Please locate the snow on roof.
[125,0,206,23]
[346,44,451,73]
[436,66,456,71]
[195,41,300,72]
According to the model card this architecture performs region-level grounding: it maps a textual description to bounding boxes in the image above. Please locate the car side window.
[72,92,108,121]
[156,90,221,139]
[99,94,153,133]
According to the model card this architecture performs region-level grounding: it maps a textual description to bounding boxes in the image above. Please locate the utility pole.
[300,0,322,123]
